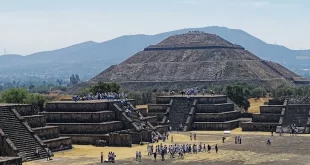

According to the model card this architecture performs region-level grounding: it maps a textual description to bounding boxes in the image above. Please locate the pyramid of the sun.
[75,31,304,92]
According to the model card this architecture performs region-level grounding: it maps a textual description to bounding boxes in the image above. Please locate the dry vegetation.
[248,98,269,114]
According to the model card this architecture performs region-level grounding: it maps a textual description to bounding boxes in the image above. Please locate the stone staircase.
[0,106,48,161]
[169,98,192,131]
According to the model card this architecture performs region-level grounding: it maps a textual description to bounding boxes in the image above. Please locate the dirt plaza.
[25,130,310,165]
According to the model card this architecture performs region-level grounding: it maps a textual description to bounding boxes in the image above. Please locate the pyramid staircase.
[0,106,48,162]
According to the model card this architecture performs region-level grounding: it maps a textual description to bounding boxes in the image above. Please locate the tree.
[29,84,35,90]
[90,82,120,94]
[252,87,267,99]
[24,94,46,111]
[70,74,80,85]
[226,85,250,111]
[2,88,28,103]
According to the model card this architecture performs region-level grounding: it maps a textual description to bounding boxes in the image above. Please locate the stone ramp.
[0,106,48,161]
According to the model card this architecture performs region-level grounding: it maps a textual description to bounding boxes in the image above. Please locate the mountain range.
[1,26,309,82]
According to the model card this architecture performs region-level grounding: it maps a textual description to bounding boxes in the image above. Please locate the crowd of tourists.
[100,151,116,163]
[145,142,219,161]
[72,92,128,102]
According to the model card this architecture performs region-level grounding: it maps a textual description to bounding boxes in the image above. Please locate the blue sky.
[0,0,309,55]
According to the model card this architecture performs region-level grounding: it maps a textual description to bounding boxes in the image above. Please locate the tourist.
[138,151,142,162]
[207,144,211,153]
[153,149,157,161]
[215,144,218,153]
[193,133,196,140]
[235,136,238,144]
[267,137,271,145]
[171,135,174,143]
[101,152,103,163]
[239,136,242,144]
[161,148,165,161]
[35,147,40,157]
[136,151,139,161]
[47,149,52,161]
[190,133,192,140]
[167,132,169,140]
[222,137,226,143]
[203,144,206,152]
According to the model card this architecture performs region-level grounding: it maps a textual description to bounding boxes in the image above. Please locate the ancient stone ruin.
[0,100,165,163]
[148,95,241,131]
[242,98,310,133]
[70,31,308,93]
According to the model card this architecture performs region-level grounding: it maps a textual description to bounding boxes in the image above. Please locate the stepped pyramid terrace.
[69,31,309,94]
[242,97,310,133]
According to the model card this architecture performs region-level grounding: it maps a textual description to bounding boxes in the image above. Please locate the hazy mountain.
[0,26,309,82]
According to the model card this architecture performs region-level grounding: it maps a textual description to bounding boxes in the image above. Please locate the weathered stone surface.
[252,113,281,123]
[41,111,115,123]
[43,137,72,152]
[195,111,241,122]
[45,102,109,112]
[196,103,234,113]
[241,122,278,131]
[193,120,239,130]
[260,105,283,114]
[24,115,46,128]
[32,126,60,140]
[47,121,123,134]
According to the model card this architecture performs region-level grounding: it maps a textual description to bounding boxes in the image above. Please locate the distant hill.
[0,26,309,82]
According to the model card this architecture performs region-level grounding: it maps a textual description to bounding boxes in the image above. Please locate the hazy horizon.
[1,0,310,55]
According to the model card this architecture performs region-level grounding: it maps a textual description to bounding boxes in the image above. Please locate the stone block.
[43,137,72,152]
[196,103,234,113]
[24,115,46,128]
[45,102,109,112]
[252,114,281,123]
[260,105,283,114]
[195,111,241,122]
[193,120,239,130]
[32,126,60,140]
[47,121,123,134]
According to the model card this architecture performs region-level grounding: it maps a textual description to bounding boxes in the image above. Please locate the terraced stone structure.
[70,31,308,93]
[0,104,52,162]
[43,100,163,146]
[241,98,310,133]
[148,95,241,131]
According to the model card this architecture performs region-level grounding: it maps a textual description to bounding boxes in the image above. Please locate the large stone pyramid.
[72,31,304,92]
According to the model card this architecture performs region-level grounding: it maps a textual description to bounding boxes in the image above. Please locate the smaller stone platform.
[0,157,22,165]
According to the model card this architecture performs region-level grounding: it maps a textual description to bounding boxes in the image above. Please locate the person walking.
[215,144,218,154]
[101,152,104,163]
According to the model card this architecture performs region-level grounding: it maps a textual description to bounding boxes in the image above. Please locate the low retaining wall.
[146,113,165,121]
[156,97,171,104]
[47,121,123,134]
[241,122,278,131]
[41,111,115,123]
[197,96,227,104]
[193,120,239,130]
[0,129,18,157]
[24,115,46,128]
[43,137,72,152]
[33,126,60,140]
[109,133,132,147]
[145,116,158,126]
[62,134,109,145]
[195,111,241,122]
[196,103,234,113]
[260,105,283,114]
[252,114,281,123]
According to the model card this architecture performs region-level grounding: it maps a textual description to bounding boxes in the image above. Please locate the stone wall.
[156,97,171,104]
[43,138,72,151]
[193,121,239,130]
[260,105,283,114]
[241,122,277,131]
[252,114,281,123]
[47,121,123,134]
[138,108,147,117]
[148,104,170,113]
[24,115,46,128]
[32,126,59,140]
[2,104,33,116]
[45,102,109,112]
[41,111,115,123]
[196,103,234,113]
[147,113,165,122]
[64,134,109,145]
[287,104,310,113]
[195,111,241,122]
[109,133,132,147]
[268,99,284,105]
[145,116,158,126]
[197,96,227,104]
[155,125,169,134]
[0,157,22,165]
